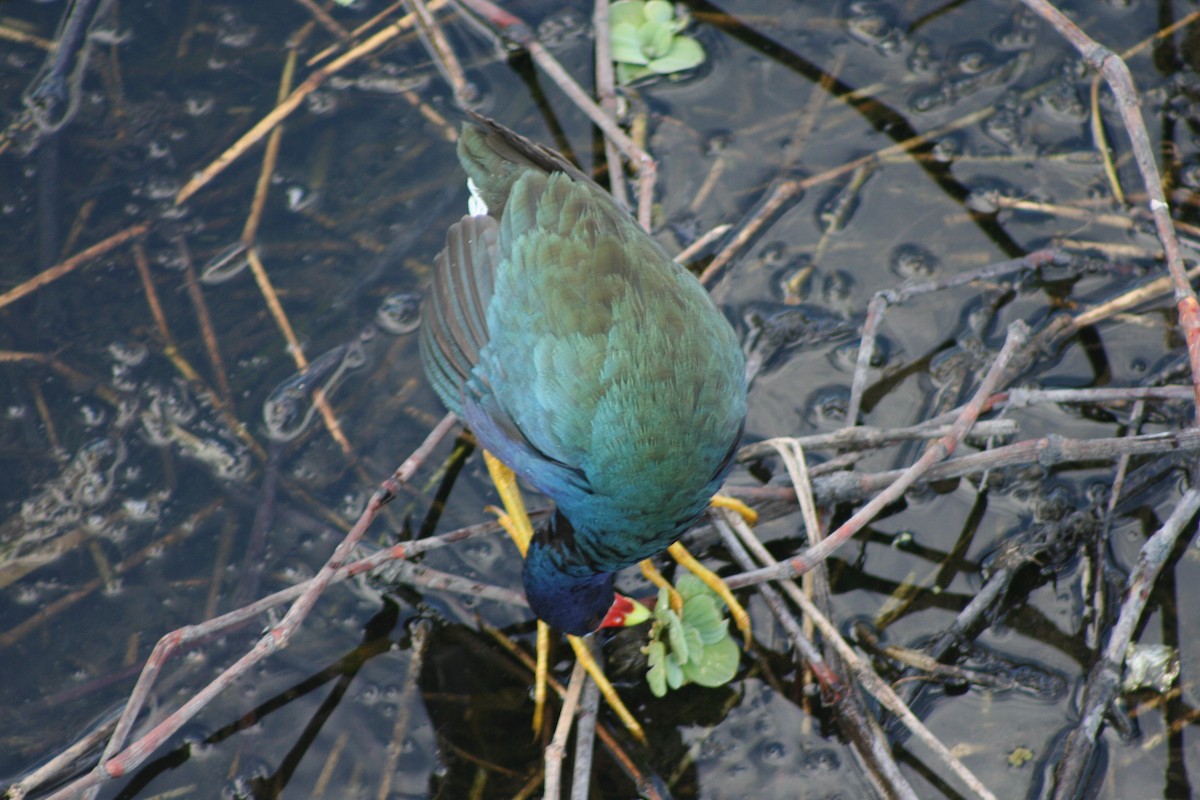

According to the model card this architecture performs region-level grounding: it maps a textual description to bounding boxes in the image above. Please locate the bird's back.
[421,118,746,572]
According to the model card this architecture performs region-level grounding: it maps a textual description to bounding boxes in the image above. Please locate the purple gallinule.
[421,115,746,636]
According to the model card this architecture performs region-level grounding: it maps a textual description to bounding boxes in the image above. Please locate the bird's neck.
[522,532,616,635]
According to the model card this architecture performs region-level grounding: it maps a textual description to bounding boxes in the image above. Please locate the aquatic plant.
[610,0,706,85]
[644,574,739,696]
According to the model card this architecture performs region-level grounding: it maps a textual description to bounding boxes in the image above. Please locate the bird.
[420,114,746,636]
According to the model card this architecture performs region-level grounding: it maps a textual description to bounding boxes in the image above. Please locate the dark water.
[0,1,1197,798]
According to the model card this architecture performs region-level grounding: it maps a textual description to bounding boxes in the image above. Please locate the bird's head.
[522,512,650,635]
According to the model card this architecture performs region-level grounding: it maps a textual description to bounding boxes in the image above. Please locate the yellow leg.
[484,451,533,554]
[658,494,759,647]
[568,635,645,743]
[482,450,644,743]
[711,493,758,525]
[533,620,549,733]
[668,542,752,646]
[639,559,682,615]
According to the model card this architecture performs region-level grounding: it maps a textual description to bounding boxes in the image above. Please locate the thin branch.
[1020,0,1200,420]
[728,321,1029,588]
[1051,489,1200,799]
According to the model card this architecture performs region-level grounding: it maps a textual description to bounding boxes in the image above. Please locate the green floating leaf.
[682,635,740,687]
[611,23,648,65]
[683,594,728,645]
[609,0,646,29]
[617,63,653,84]
[648,36,705,75]
[683,625,704,662]
[675,574,711,602]
[641,20,674,59]
[704,617,730,645]
[1007,746,1035,769]
[654,585,672,615]
[665,651,685,690]
[647,670,667,696]
[667,612,689,662]
[667,10,691,35]
[645,639,667,697]
[643,571,741,694]
[643,0,674,24]
[647,662,667,696]
[611,0,706,85]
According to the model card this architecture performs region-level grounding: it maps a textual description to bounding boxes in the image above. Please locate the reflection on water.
[261,328,372,442]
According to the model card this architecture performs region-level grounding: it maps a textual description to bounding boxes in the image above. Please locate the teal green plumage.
[420,115,745,634]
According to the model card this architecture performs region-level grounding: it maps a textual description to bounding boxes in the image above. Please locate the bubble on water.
[1038,78,1087,122]
[806,386,850,426]
[537,8,589,49]
[263,343,357,441]
[306,90,338,115]
[930,135,960,163]
[216,11,258,48]
[803,748,841,773]
[377,292,422,334]
[757,740,788,763]
[108,340,149,366]
[909,83,950,113]
[14,584,41,605]
[122,495,163,522]
[184,94,215,116]
[358,683,382,706]
[889,243,939,280]
[80,404,106,428]
[286,185,318,212]
[982,104,1026,150]
[843,2,905,55]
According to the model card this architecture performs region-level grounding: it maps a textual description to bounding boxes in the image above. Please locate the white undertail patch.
[467,177,488,217]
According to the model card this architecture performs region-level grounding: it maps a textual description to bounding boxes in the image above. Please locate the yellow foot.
[668,541,752,647]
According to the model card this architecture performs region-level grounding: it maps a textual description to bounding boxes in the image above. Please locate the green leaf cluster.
[643,574,739,697]
[609,0,706,85]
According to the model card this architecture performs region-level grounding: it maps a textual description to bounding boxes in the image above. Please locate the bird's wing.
[420,208,593,497]
[419,214,497,418]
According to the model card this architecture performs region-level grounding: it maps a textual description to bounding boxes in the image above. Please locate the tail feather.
[456,111,594,217]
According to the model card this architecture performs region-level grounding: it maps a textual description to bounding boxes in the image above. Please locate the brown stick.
[41,414,460,800]
[1020,0,1200,420]
[175,2,447,205]
[0,223,148,311]
[1051,489,1200,798]
[727,320,1029,587]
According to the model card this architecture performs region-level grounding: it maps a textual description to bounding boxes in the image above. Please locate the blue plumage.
[420,116,746,634]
